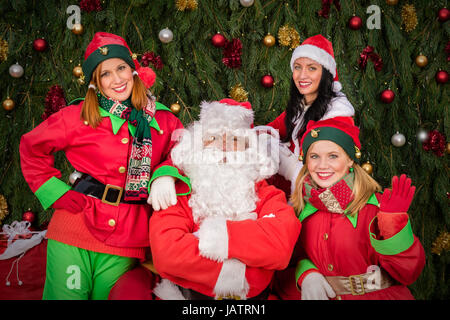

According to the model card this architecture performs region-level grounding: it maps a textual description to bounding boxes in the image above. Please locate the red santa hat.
[199,98,254,130]
[290,34,342,92]
[82,32,156,88]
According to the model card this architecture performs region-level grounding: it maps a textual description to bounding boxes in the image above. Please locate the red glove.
[379,174,415,213]
[52,190,87,214]
[378,174,415,239]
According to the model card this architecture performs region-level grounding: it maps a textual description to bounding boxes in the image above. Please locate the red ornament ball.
[438,8,450,22]
[348,16,363,30]
[33,38,48,52]
[380,89,395,103]
[435,70,448,84]
[22,210,36,224]
[211,33,226,48]
[261,75,274,88]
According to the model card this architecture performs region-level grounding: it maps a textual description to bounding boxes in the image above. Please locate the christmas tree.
[0,0,448,299]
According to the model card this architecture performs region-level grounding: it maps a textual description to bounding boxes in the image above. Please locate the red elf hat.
[82,32,155,88]
[300,116,362,162]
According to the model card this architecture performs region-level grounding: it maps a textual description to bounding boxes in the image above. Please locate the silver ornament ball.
[416,128,429,143]
[391,132,406,147]
[240,0,255,7]
[9,63,24,78]
[159,28,174,43]
[69,170,83,185]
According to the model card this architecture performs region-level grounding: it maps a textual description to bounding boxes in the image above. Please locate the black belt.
[178,286,270,300]
[72,173,147,206]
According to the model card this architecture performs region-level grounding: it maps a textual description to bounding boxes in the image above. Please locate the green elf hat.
[82,32,155,88]
[299,116,362,163]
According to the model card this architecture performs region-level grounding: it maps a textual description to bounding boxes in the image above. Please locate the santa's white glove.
[278,144,302,191]
[301,272,336,300]
[147,176,177,211]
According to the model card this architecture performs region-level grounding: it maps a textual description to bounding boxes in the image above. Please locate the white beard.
[171,124,279,223]
[188,158,259,223]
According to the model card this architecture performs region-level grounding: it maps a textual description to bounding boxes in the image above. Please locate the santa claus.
[108,98,301,300]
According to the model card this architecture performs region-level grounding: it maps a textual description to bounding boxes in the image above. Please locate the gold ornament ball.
[2,98,15,111]
[386,0,399,5]
[72,23,84,35]
[446,142,450,155]
[361,161,373,175]
[170,103,181,115]
[415,55,428,68]
[72,65,83,78]
[263,34,276,47]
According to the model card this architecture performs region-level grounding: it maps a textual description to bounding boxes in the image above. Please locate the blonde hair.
[81,61,148,128]
[290,161,381,217]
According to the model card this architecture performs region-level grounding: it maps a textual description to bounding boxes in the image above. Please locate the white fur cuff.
[214,258,249,300]
[198,216,229,262]
[153,278,186,300]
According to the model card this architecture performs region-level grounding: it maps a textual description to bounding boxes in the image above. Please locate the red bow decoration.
[422,130,446,157]
[141,52,164,70]
[358,46,383,71]
[42,85,66,120]
[79,0,102,12]
[222,38,242,69]
[318,0,341,19]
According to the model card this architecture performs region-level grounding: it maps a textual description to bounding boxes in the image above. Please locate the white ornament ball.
[240,0,255,7]
[69,170,83,185]
[159,28,174,43]
[9,63,24,78]
[391,132,406,147]
[416,128,429,143]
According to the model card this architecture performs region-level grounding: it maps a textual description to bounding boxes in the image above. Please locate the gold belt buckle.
[216,294,241,300]
[349,275,365,295]
[101,184,123,206]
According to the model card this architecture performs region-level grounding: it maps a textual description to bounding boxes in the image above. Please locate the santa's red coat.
[149,180,302,298]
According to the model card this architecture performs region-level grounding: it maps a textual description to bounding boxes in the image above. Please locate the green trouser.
[43,239,137,300]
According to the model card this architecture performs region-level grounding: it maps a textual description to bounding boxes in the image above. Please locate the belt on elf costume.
[178,286,270,300]
[71,173,147,206]
[325,268,396,296]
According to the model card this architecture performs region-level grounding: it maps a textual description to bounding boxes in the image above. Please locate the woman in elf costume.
[19,32,190,300]
[290,117,425,300]
[265,34,355,198]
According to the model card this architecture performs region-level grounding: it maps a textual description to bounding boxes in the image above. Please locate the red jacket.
[20,101,187,252]
[149,180,301,298]
[295,193,426,300]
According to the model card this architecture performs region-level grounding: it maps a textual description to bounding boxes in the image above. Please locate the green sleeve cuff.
[34,176,71,210]
[149,165,191,196]
[369,216,415,255]
[295,258,318,284]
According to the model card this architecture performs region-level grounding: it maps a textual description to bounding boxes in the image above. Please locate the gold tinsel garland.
[277,24,300,50]
[431,231,450,255]
[229,83,248,102]
[0,39,8,62]
[401,4,418,33]
[175,0,198,11]
[0,194,9,224]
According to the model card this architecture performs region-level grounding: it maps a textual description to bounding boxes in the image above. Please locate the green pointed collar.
[99,101,170,135]
[298,193,379,228]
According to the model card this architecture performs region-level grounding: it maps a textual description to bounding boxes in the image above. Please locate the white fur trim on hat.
[213,258,249,300]
[199,101,254,130]
[332,80,342,92]
[290,44,336,78]
[198,216,229,262]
